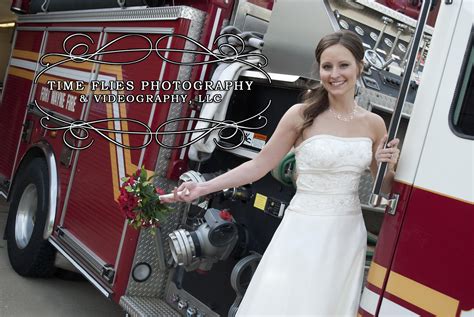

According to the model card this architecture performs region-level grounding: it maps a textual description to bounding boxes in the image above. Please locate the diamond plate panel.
[360,87,414,116]
[126,228,172,298]
[120,296,180,317]
[358,170,373,206]
[125,9,206,300]
[20,6,206,23]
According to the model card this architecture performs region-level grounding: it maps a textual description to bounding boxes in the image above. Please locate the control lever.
[386,23,407,62]
[373,16,393,53]
[400,27,416,69]
[365,16,393,70]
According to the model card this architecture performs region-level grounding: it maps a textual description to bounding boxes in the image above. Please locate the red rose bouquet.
[118,166,171,232]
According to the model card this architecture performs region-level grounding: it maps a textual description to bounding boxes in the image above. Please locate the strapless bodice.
[288,134,373,215]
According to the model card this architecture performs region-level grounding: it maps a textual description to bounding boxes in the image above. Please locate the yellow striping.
[35,55,121,74]
[107,103,120,202]
[46,56,120,75]
[113,67,136,177]
[118,96,137,176]
[386,271,459,316]
[11,52,142,198]
[98,64,122,75]
[12,49,123,76]
[40,55,95,72]
[8,66,34,80]
[13,50,95,72]
[9,66,91,93]
[367,261,387,289]
[12,49,38,61]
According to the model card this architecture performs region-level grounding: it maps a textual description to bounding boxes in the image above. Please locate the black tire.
[6,157,56,277]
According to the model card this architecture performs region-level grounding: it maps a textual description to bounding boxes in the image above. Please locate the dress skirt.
[236,206,367,316]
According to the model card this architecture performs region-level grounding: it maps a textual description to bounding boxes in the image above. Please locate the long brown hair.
[300,30,364,134]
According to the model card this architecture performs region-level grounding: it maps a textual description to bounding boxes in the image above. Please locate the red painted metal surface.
[47,19,197,296]
[361,180,414,314]
[371,183,413,267]
[36,30,103,233]
[388,187,474,313]
[362,179,473,315]
[0,30,43,180]
[10,0,29,13]
[62,26,184,264]
[247,0,274,10]
[2,6,235,297]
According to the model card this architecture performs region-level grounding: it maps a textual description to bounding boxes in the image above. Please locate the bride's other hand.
[159,181,205,203]
[375,134,400,170]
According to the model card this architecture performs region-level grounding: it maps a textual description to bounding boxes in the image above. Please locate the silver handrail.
[369,0,434,213]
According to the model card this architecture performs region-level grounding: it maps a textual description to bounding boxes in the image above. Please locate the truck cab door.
[359,1,473,315]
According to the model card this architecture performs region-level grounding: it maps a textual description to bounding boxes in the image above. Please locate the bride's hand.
[375,135,400,170]
[159,181,205,203]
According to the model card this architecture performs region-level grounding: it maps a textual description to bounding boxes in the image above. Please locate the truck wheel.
[6,158,56,277]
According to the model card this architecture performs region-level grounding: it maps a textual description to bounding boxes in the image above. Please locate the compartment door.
[59,20,197,287]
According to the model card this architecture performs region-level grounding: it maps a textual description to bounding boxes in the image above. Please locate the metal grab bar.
[369,0,434,214]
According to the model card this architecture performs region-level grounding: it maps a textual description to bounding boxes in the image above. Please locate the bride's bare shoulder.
[276,104,306,137]
[360,108,387,140]
[289,103,307,118]
[283,103,306,121]
[357,107,384,123]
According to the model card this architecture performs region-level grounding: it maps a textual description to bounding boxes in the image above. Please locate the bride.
[162,30,400,316]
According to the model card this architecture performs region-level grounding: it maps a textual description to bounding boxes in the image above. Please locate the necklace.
[328,106,357,122]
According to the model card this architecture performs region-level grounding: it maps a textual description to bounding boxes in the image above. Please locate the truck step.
[120,296,180,317]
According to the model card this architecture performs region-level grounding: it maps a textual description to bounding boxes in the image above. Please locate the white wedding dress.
[237,134,373,316]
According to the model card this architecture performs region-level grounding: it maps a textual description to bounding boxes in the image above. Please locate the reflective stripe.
[360,287,380,315]
[379,296,419,316]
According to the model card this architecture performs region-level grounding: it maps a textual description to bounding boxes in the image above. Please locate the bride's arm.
[166,103,304,203]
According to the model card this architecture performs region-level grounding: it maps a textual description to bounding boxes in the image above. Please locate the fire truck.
[0,0,472,316]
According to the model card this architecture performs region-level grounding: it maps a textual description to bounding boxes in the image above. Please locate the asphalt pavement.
[0,198,124,317]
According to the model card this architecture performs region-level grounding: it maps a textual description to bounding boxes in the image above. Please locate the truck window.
[450,29,473,138]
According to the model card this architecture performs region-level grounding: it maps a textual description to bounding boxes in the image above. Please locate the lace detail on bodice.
[289,135,373,215]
